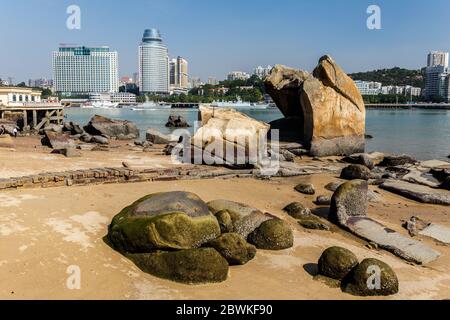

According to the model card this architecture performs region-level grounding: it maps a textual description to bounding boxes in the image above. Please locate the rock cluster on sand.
[317,247,399,296]
[84,115,139,140]
[107,192,293,284]
[265,55,366,157]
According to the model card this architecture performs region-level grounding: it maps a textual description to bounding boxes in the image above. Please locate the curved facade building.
[139,28,169,94]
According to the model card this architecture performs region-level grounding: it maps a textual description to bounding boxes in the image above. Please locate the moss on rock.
[109,212,221,253]
[247,219,293,250]
[318,246,358,280]
[343,258,399,296]
[206,233,256,265]
[215,210,234,233]
[283,202,311,219]
[129,248,229,284]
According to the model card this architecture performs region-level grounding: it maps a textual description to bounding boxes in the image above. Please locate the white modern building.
[227,71,250,81]
[139,28,170,94]
[355,80,382,95]
[52,46,119,95]
[427,51,449,68]
[254,65,272,79]
[169,56,189,90]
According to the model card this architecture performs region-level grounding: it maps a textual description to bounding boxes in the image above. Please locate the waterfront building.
[139,28,170,94]
[254,65,272,79]
[169,56,189,90]
[52,46,119,95]
[0,86,42,107]
[427,51,449,68]
[227,71,250,81]
[89,92,136,104]
[425,65,448,99]
[355,80,382,95]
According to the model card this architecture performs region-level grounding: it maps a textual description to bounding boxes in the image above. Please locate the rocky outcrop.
[84,115,139,140]
[41,131,76,150]
[146,128,178,145]
[265,55,366,157]
[380,180,450,205]
[191,106,271,167]
[330,180,441,264]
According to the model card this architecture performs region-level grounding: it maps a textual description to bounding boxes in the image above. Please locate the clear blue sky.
[1,0,450,83]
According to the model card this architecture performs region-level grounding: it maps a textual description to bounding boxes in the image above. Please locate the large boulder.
[129,248,229,284]
[41,131,76,150]
[207,199,273,238]
[192,106,270,167]
[206,233,256,265]
[247,219,294,250]
[318,246,359,280]
[166,115,191,128]
[108,192,221,253]
[84,115,139,139]
[342,258,399,296]
[265,55,366,157]
[329,180,368,225]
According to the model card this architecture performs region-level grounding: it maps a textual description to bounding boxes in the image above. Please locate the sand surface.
[0,137,449,300]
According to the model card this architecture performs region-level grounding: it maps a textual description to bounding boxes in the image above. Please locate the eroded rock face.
[265,55,366,157]
[84,115,139,140]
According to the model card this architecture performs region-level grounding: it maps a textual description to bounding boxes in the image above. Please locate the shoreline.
[0,136,449,300]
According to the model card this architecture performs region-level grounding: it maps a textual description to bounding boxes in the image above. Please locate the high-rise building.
[427,51,449,68]
[254,65,272,79]
[52,46,119,94]
[189,77,202,88]
[28,78,53,89]
[169,56,189,90]
[139,28,169,94]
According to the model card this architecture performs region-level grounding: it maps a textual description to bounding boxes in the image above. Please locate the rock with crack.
[380,180,450,205]
[265,55,366,157]
[329,180,441,264]
[84,115,139,140]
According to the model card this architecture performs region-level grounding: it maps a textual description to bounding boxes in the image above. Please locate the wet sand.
[0,137,449,300]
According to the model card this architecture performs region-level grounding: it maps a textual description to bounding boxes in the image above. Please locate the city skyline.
[2,0,450,82]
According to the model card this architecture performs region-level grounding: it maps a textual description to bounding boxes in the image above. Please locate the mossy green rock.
[108,192,220,253]
[129,248,229,284]
[283,202,311,218]
[343,258,399,296]
[215,210,234,233]
[207,200,272,238]
[207,233,256,265]
[109,212,221,252]
[318,246,358,280]
[248,219,294,250]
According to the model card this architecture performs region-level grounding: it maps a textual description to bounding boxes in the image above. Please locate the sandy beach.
[0,137,449,300]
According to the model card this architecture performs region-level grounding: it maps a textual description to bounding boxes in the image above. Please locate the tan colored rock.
[265,55,366,157]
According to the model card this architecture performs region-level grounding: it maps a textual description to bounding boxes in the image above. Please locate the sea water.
[66,108,450,161]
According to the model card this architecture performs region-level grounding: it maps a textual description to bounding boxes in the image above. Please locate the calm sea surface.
[66,108,450,161]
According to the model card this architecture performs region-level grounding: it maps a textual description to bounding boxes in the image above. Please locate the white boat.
[92,101,119,109]
[211,99,269,110]
[132,101,172,111]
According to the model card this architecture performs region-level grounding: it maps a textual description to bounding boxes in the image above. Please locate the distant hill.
[349,67,425,88]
